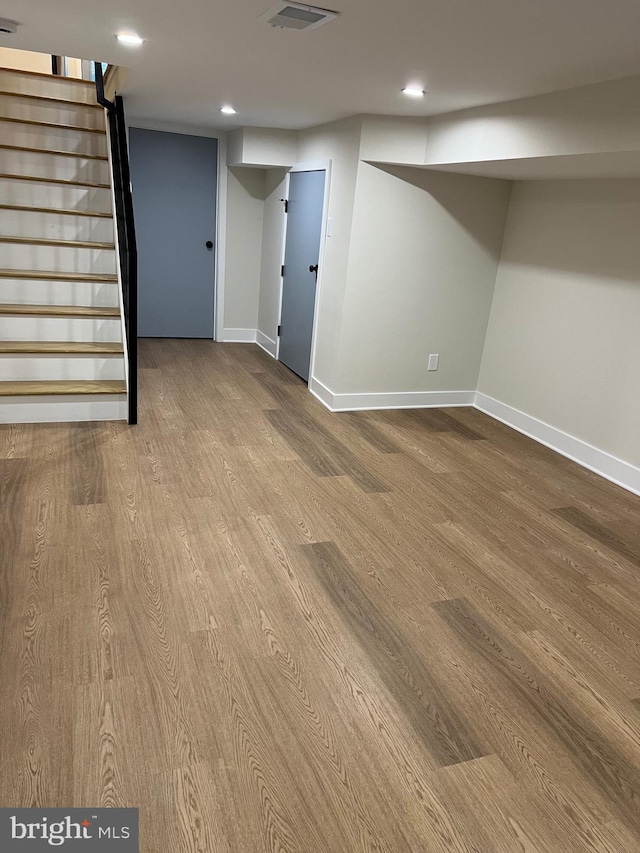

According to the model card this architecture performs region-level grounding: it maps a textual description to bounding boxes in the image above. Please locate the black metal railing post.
[94,62,138,425]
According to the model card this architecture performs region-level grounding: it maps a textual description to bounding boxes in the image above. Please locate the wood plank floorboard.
[1,338,640,852]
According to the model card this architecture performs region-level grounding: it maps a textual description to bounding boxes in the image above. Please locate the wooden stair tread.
[0,269,117,282]
[0,67,94,86]
[0,341,123,354]
[0,90,102,109]
[0,379,126,396]
[0,303,120,317]
[0,235,115,249]
[0,116,105,134]
[0,203,112,218]
[0,143,107,160]
[0,172,110,189]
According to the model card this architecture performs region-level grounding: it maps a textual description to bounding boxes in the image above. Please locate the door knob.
[309,264,318,274]
[206,240,214,250]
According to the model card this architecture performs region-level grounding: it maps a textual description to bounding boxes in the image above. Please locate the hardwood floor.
[1,337,640,852]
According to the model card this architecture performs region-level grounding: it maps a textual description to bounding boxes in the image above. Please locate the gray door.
[129,128,217,337]
[279,170,325,382]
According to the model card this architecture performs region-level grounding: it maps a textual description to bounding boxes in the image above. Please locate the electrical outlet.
[428,353,439,371]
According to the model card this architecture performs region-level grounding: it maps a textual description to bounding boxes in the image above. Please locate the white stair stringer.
[0,66,127,423]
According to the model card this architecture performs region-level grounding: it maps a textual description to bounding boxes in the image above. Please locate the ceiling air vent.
[258,2,338,31]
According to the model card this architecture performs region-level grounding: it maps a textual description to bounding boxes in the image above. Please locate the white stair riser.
[0,179,112,212]
[0,96,105,131]
[0,209,114,243]
[0,71,96,105]
[0,395,127,423]
[0,279,119,307]
[0,355,125,381]
[0,148,109,184]
[2,243,116,274]
[0,120,107,156]
[0,316,122,341]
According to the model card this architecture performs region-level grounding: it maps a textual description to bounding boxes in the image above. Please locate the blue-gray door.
[129,128,217,337]
[279,170,325,382]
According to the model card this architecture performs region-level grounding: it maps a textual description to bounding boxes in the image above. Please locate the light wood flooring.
[1,338,640,852]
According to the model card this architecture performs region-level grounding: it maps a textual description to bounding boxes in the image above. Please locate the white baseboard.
[309,377,335,409]
[474,392,640,497]
[309,377,475,412]
[256,330,277,357]
[220,328,257,343]
[308,378,640,496]
[221,329,277,355]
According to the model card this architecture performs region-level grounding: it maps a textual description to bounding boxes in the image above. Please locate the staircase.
[0,66,127,423]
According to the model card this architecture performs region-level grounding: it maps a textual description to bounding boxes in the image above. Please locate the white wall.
[223,167,265,335]
[479,178,640,469]
[231,128,297,169]
[333,163,511,394]
[359,115,428,165]
[425,75,640,168]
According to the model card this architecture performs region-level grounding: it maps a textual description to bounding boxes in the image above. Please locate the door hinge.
[281,265,285,277]
[280,198,289,213]
[277,325,282,337]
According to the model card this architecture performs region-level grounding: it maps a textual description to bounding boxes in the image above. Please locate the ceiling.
[4,0,640,131]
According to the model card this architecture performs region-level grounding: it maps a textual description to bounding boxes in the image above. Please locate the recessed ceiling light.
[116,33,144,46]
[402,86,425,98]
[0,18,18,35]
[220,105,237,115]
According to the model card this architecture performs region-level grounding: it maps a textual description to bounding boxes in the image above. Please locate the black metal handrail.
[95,62,138,425]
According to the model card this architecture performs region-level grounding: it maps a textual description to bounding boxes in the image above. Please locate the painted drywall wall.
[479,179,640,468]
[333,163,512,394]
[257,169,288,346]
[226,129,244,168]
[425,75,640,168]
[245,128,296,169]
[227,127,297,168]
[359,115,429,165]
[223,167,265,332]
[297,116,363,387]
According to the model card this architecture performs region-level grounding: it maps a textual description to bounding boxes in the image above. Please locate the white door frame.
[275,159,332,386]
[214,134,228,342]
